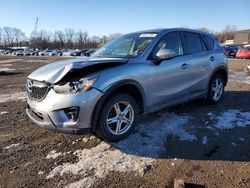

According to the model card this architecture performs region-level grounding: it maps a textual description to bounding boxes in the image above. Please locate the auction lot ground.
[0,56,249,188]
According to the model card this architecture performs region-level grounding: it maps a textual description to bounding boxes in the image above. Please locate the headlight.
[53,77,98,94]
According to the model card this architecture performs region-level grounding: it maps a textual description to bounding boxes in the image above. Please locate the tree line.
[0,25,238,49]
[0,27,121,49]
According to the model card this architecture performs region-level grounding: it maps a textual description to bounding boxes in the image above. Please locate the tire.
[207,74,225,104]
[96,94,138,142]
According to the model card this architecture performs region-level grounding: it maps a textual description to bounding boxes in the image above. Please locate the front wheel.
[96,94,138,142]
[207,74,225,104]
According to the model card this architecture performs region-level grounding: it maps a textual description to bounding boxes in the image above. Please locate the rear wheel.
[207,74,225,104]
[96,94,138,141]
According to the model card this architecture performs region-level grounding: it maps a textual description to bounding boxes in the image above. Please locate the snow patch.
[5,143,20,149]
[0,111,9,115]
[115,113,196,158]
[47,113,195,187]
[213,110,250,129]
[0,92,26,103]
[202,136,208,144]
[0,59,23,64]
[229,72,250,84]
[46,150,62,159]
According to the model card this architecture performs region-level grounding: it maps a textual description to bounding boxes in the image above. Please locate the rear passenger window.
[183,32,204,54]
[204,35,214,50]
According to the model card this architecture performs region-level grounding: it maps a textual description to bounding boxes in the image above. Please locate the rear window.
[204,35,214,50]
[182,32,204,54]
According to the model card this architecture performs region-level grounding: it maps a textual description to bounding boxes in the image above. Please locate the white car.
[62,50,75,56]
[38,50,52,56]
[49,50,62,56]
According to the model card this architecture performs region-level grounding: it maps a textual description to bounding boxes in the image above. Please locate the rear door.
[181,32,210,98]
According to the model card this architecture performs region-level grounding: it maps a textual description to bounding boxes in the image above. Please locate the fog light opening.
[64,107,79,122]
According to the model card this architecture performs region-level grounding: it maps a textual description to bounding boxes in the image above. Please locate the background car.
[38,50,52,56]
[236,45,250,59]
[224,45,242,58]
[49,50,62,56]
[81,49,96,57]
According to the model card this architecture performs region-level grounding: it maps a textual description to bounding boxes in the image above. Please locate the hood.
[28,57,128,84]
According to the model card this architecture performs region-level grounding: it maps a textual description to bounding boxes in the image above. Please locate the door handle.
[181,63,189,69]
[210,56,215,62]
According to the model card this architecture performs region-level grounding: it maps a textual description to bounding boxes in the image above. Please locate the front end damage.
[25,58,127,133]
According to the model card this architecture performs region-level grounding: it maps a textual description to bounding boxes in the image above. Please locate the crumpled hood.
[28,57,128,84]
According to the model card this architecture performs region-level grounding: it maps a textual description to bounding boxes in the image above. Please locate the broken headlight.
[53,77,98,94]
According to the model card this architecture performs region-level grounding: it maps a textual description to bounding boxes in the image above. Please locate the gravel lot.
[0,56,249,188]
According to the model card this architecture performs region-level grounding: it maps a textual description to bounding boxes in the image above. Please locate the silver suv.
[26,28,228,141]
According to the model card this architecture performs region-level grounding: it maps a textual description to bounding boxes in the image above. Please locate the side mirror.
[156,49,175,61]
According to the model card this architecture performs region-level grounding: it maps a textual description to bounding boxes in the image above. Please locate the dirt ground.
[0,56,249,188]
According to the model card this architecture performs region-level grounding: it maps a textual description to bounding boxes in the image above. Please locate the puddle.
[229,72,250,84]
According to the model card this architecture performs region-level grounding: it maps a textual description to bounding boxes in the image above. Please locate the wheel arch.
[206,66,228,97]
[90,79,147,132]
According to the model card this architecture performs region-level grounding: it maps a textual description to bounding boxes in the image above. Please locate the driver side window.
[153,32,183,59]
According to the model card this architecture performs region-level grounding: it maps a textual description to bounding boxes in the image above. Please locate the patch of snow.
[0,92,26,103]
[202,136,208,144]
[239,138,245,141]
[38,171,44,175]
[46,150,62,159]
[115,113,196,158]
[0,111,9,115]
[0,64,13,67]
[47,112,195,187]
[5,143,20,149]
[0,68,17,72]
[82,137,89,143]
[229,72,250,84]
[232,142,236,146]
[213,110,250,129]
[0,59,23,64]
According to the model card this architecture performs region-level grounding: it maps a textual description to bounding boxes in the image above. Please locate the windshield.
[92,33,157,58]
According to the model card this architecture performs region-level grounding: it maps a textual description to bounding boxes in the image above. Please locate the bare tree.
[65,28,75,48]
[13,28,25,47]
[3,27,15,46]
[55,30,65,49]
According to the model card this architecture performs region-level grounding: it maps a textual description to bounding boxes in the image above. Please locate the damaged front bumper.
[26,88,103,134]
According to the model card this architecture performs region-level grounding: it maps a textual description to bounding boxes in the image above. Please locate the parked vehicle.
[82,49,96,57]
[72,49,88,56]
[49,50,62,56]
[14,50,25,56]
[62,50,75,56]
[224,45,242,57]
[26,28,228,141]
[38,50,53,56]
[236,45,250,59]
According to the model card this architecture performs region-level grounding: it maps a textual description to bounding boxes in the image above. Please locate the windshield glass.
[92,33,157,58]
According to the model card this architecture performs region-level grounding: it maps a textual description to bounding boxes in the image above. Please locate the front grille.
[26,80,50,101]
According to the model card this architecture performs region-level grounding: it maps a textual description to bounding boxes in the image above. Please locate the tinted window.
[153,32,183,58]
[183,32,204,54]
[204,35,214,50]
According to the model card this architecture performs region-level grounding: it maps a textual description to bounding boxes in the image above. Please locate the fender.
[91,79,147,132]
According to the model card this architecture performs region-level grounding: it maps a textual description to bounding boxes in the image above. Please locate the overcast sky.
[0,0,249,36]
